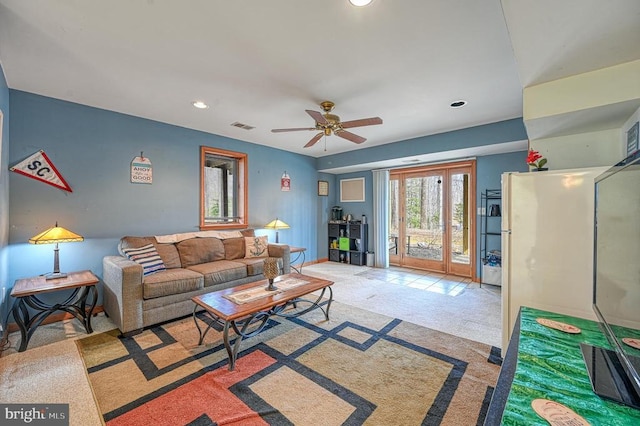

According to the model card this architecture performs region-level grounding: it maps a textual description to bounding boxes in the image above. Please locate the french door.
[389,160,476,277]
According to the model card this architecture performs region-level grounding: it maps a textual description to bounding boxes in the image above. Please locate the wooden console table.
[10,270,99,352]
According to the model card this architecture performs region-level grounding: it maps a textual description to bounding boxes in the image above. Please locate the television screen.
[581,150,640,408]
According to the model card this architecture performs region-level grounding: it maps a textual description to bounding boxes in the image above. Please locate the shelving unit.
[480,189,502,286]
[328,222,368,265]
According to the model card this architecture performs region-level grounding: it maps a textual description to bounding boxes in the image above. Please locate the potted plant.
[527,149,548,171]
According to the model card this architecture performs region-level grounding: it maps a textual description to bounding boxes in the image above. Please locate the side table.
[289,246,306,274]
[10,270,99,352]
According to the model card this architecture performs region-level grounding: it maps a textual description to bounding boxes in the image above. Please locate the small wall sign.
[131,154,152,184]
[281,171,290,191]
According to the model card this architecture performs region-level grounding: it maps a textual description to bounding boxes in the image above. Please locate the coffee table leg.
[193,305,211,345]
[324,286,333,321]
[223,320,243,371]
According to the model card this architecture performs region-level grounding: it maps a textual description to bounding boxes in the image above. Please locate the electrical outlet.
[478,207,486,215]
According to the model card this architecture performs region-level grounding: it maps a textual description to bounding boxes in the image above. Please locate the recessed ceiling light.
[450,100,467,108]
[349,0,373,6]
[192,101,209,109]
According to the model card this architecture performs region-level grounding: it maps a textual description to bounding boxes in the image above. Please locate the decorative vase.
[263,257,280,291]
[532,167,549,172]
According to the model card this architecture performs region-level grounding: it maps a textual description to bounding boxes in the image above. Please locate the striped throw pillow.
[122,244,166,276]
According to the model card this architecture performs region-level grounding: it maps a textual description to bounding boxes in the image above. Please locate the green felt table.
[498,307,640,425]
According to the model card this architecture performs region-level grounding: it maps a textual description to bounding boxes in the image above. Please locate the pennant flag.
[9,150,73,192]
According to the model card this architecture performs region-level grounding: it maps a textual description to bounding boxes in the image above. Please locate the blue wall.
[7,91,323,293]
[0,63,10,331]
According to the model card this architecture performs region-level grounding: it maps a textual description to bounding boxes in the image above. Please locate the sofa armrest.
[268,244,291,274]
[102,255,145,335]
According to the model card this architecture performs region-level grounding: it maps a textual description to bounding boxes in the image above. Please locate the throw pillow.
[244,236,269,258]
[122,244,166,276]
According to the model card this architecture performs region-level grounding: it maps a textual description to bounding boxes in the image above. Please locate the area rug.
[76,301,501,425]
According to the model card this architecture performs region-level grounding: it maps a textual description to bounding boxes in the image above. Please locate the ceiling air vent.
[230,122,255,130]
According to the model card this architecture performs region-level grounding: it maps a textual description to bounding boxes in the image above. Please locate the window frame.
[200,146,248,230]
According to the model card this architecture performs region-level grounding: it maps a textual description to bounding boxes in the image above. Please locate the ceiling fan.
[271,101,383,148]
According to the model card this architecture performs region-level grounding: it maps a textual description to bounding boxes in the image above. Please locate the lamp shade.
[29,223,84,244]
[264,218,290,230]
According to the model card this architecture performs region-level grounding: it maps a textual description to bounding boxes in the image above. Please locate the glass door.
[388,161,475,277]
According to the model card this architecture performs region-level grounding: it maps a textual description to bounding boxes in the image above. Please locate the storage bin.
[482,264,502,286]
[366,252,375,267]
[339,237,350,251]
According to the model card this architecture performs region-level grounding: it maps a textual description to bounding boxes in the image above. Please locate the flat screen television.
[580,150,640,409]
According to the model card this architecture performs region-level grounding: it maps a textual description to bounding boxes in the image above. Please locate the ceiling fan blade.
[271,127,316,133]
[304,132,324,148]
[335,129,366,144]
[306,109,328,125]
[340,117,383,129]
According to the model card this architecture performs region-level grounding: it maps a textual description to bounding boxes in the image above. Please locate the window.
[200,146,248,229]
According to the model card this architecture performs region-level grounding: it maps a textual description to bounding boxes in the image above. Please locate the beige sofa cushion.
[241,229,255,237]
[176,237,225,267]
[223,237,245,260]
[187,260,248,287]
[119,236,182,269]
[142,268,204,299]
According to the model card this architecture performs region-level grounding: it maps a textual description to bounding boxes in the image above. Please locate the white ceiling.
[0,0,638,165]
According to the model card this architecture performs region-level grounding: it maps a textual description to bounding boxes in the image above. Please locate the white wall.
[531,128,623,170]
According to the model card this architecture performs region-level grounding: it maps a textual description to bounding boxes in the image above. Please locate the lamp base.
[45,272,68,280]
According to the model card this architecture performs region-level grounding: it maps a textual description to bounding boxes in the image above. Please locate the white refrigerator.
[500,167,608,354]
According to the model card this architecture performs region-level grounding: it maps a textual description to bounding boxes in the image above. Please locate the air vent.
[230,122,255,130]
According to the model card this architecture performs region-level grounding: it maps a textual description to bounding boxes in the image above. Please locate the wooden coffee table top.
[192,273,333,321]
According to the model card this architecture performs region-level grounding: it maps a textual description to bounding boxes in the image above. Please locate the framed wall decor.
[340,177,365,202]
[318,180,329,196]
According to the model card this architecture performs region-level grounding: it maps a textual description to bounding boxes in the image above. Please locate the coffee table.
[192,273,333,370]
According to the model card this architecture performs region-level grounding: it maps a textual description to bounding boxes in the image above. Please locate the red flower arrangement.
[526,149,547,170]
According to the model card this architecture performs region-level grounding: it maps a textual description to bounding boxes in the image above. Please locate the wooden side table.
[10,270,99,352]
[289,246,306,273]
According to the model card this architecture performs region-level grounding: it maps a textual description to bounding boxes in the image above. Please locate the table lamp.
[29,222,84,279]
[264,218,290,243]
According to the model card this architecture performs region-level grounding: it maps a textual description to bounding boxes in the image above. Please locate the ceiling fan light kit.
[349,0,373,6]
[272,101,383,148]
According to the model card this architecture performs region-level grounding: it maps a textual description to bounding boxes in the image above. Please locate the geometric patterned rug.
[76,301,501,425]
